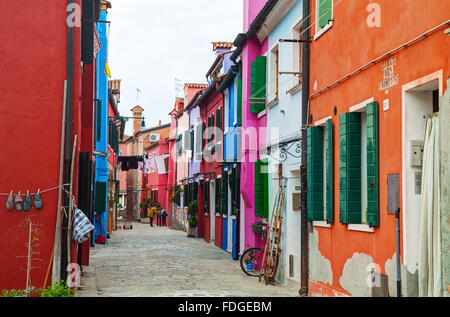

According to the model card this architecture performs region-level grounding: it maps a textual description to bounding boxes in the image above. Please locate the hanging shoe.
[24,190,32,212]
[5,191,14,211]
[34,189,43,210]
[15,191,23,212]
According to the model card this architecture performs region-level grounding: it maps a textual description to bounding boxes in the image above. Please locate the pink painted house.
[233,0,270,253]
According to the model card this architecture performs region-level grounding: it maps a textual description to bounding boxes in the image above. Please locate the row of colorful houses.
[139,0,450,296]
[0,0,123,291]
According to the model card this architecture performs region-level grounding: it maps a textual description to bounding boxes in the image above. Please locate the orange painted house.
[306,0,449,297]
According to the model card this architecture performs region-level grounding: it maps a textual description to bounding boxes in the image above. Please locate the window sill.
[313,221,331,228]
[348,224,375,233]
[314,21,333,41]
[287,82,302,96]
[267,98,279,109]
[257,109,267,118]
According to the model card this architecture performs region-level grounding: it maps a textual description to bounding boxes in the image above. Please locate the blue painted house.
[265,0,303,286]
[217,61,242,260]
[93,3,111,244]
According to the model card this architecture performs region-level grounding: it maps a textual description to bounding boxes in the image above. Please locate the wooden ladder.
[259,178,287,285]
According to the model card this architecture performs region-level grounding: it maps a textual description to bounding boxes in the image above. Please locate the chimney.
[108,79,122,101]
[158,120,161,126]
[131,105,144,135]
[212,42,234,57]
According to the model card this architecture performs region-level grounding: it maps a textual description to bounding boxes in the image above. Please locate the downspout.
[61,0,75,282]
[299,0,310,296]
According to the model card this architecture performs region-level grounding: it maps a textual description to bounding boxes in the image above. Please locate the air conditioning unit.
[149,134,160,142]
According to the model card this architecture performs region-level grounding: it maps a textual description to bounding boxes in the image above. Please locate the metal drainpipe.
[61,0,74,282]
[299,0,310,296]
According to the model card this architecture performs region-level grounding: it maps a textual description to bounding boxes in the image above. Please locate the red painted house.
[166,98,184,227]
[0,0,100,290]
[144,140,170,213]
[197,80,224,247]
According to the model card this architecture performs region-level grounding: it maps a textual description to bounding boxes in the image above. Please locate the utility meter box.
[410,140,424,167]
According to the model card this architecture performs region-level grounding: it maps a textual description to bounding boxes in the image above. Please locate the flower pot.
[246,263,254,271]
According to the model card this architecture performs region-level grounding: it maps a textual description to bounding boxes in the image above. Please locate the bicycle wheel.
[240,247,264,277]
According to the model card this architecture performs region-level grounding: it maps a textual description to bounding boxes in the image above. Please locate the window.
[269,45,279,103]
[224,90,229,134]
[339,102,379,228]
[250,56,267,114]
[315,0,333,39]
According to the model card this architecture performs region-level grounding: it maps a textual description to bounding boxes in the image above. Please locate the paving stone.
[76,222,300,297]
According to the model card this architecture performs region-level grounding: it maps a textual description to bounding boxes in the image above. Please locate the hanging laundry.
[5,191,14,211]
[155,157,167,174]
[72,208,95,243]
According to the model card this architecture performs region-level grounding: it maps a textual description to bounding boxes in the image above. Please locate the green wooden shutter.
[366,102,379,227]
[263,160,269,219]
[221,170,228,215]
[306,126,324,221]
[250,56,267,113]
[94,181,107,212]
[230,166,237,216]
[183,185,188,205]
[254,159,269,219]
[318,0,332,29]
[215,178,221,214]
[204,181,209,213]
[339,112,362,224]
[190,129,194,156]
[325,119,334,223]
[237,78,242,126]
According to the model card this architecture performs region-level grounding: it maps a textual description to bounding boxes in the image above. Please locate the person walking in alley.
[156,202,162,226]
[161,209,168,227]
[148,204,157,227]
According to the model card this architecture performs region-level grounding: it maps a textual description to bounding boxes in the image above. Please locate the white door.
[210,181,215,241]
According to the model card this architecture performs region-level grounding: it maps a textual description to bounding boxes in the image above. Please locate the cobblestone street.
[76,222,300,297]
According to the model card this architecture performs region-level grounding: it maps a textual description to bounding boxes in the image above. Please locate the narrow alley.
[76,222,299,297]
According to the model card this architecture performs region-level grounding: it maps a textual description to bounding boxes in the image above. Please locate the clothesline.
[0,184,70,196]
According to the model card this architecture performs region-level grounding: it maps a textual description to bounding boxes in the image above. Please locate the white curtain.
[418,114,441,297]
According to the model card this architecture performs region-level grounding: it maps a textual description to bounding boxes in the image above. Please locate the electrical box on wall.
[410,140,424,167]
[292,193,301,211]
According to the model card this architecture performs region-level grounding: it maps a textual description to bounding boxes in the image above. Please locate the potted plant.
[244,249,256,271]
[251,218,267,240]
[187,200,198,237]
[139,198,150,219]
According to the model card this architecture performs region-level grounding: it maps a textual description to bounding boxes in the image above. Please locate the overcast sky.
[107,0,243,136]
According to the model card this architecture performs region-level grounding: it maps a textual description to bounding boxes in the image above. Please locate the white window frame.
[268,41,279,104]
[314,0,334,40]
[291,17,303,90]
[347,97,375,233]
[224,90,229,135]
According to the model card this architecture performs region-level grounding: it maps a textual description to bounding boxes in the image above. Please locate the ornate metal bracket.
[266,137,302,162]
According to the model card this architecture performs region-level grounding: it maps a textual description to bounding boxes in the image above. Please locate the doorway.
[210,181,215,243]
[402,73,441,274]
